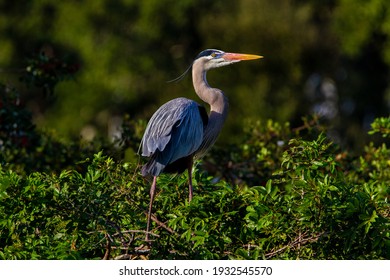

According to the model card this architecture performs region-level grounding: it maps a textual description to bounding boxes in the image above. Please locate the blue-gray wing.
[140,97,205,176]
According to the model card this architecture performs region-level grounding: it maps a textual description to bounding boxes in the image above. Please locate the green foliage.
[0,84,39,157]
[369,116,390,138]
[21,48,79,95]
[0,153,147,259]
[0,83,124,174]
[1,116,389,259]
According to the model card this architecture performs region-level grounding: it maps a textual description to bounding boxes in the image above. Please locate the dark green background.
[1,0,389,150]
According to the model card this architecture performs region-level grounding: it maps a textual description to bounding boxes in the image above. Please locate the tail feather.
[141,154,165,177]
[141,153,193,177]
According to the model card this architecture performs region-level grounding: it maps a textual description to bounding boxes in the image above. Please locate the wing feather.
[140,97,206,176]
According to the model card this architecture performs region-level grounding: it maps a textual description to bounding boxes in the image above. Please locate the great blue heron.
[140,49,262,241]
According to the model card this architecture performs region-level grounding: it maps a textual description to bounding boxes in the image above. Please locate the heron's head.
[169,49,262,82]
[195,49,262,70]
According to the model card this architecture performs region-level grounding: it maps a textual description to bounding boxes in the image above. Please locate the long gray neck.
[192,59,229,157]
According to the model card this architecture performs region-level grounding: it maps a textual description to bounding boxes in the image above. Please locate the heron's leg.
[146,176,157,242]
[187,157,194,202]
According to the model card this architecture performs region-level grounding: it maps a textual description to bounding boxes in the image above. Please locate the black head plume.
[167,49,223,83]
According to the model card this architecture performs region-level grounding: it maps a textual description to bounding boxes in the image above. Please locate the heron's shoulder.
[164,97,199,107]
[165,98,207,125]
[157,97,201,116]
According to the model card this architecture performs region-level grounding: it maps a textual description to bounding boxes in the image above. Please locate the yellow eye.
[211,52,216,58]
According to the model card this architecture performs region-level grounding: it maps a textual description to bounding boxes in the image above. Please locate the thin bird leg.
[187,157,194,202]
[146,176,157,242]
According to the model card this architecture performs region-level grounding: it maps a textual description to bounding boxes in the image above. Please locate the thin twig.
[123,195,178,237]
[292,117,320,133]
[112,229,160,238]
[265,232,325,259]
[146,211,177,235]
[102,233,111,260]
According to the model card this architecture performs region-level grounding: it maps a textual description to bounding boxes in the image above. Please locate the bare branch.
[265,232,325,259]
[102,233,111,260]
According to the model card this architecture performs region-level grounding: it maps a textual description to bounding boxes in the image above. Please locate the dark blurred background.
[1,0,389,151]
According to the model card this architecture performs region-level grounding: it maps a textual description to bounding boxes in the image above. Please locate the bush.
[0,153,146,259]
[0,83,122,175]
[1,111,389,259]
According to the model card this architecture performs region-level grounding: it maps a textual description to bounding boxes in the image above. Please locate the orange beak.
[222,52,263,61]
